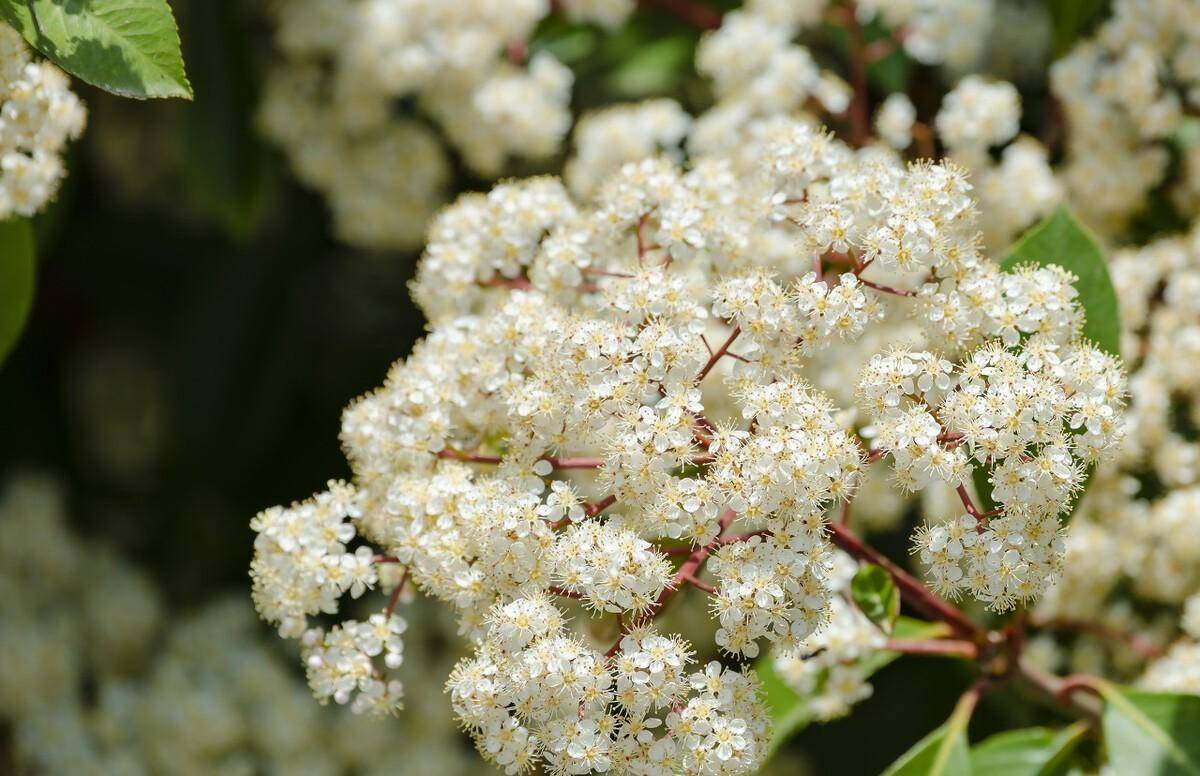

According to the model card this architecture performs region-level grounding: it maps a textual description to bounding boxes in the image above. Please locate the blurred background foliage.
[0,0,1146,772]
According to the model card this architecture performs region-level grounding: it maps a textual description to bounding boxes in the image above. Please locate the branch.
[636,508,737,625]
[585,494,617,518]
[826,520,981,638]
[679,572,716,594]
[841,1,871,147]
[856,275,918,297]
[384,567,409,617]
[1030,615,1165,660]
[696,327,741,382]
[1012,657,1102,722]
[885,638,978,659]
[436,449,603,469]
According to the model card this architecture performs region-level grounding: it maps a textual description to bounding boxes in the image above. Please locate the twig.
[826,520,981,638]
[856,276,918,297]
[1030,615,1165,660]
[696,327,741,382]
[385,567,409,617]
[885,638,978,659]
[436,449,604,469]
[680,572,716,594]
[841,1,872,147]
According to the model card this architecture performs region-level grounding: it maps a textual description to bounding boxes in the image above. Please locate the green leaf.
[884,690,976,776]
[1098,683,1200,775]
[884,724,972,776]
[1047,0,1110,56]
[0,218,35,366]
[975,206,1121,519]
[756,616,947,759]
[851,563,900,633]
[606,34,694,97]
[756,653,816,759]
[0,0,192,99]
[1175,117,1200,149]
[970,723,1089,776]
[998,205,1120,359]
[972,468,998,515]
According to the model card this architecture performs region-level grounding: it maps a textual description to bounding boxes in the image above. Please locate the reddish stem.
[1030,615,1164,660]
[436,449,603,469]
[585,494,617,518]
[548,585,583,599]
[842,2,871,148]
[885,638,978,659]
[827,520,981,638]
[857,276,918,297]
[717,530,770,546]
[1054,673,1106,705]
[548,457,606,469]
[956,483,985,520]
[696,327,741,382]
[636,508,737,625]
[863,37,895,64]
[1014,657,1102,722]
[679,572,716,594]
[506,39,528,65]
[385,567,409,617]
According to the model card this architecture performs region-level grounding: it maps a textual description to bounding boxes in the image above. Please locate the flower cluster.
[890,334,1127,610]
[567,99,693,199]
[448,600,767,775]
[302,612,408,714]
[925,75,1061,248]
[1051,0,1200,233]
[0,26,86,219]
[0,474,491,775]
[687,0,995,154]
[248,98,1127,771]
[259,0,625,249]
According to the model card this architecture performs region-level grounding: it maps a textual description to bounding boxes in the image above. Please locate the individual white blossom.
[874,93,916,150]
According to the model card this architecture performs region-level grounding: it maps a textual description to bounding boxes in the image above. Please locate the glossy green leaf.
[0,0,192,99]
[756,653,816,760]
[0,218,35,366]
[606,34,693,96]
[757,617,947,760]
[1047,0,1109,56]
[970,722,1088,776]
[998,205,1120,358]
[851,563,900,633]
[972,467,999,515]
[975,206,1120,519]
[1098,683,1200,775]
[883,694,974,776]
